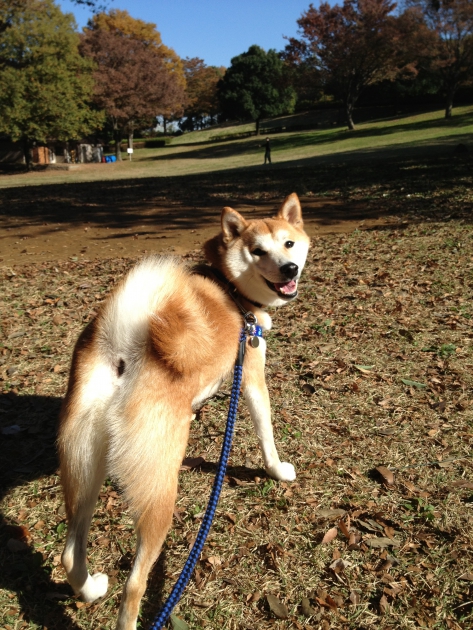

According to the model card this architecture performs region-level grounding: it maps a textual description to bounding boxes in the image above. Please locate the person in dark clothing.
[264,137,271,164]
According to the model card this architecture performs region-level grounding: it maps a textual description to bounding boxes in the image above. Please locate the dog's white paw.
[266,461,296,482]
[80,572,109,603]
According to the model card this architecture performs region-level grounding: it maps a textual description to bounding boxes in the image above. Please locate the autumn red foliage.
[407,0,473,118]
[182,58,224,130]
[285,0,434,129]
[80,16,185,158]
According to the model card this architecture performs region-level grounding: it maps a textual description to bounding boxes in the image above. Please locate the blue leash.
[149,327,250,630]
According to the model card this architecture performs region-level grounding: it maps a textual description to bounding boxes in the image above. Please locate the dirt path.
[0,197,397,266]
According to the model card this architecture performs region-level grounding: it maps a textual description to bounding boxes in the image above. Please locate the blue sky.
[57,0,311,68]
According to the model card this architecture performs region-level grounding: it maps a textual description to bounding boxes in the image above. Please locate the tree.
[285,0,433,129]
[181,58,224,130]
[81,10,186,158]
[88,9,186,134]
[218,45,296,134]
[406,0,473,118]
[0,0,103,167]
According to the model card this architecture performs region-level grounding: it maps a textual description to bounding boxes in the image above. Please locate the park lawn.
[0,106,472,189]
[0,138,472,629]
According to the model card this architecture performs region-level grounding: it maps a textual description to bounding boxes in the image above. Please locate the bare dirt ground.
[0,197,396,266]
[0,160,418,266]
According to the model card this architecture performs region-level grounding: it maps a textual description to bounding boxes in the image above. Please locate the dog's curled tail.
[100,256,214,376]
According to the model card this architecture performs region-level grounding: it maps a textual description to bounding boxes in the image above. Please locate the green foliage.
[218,45,296,130]
[0,0,103,149]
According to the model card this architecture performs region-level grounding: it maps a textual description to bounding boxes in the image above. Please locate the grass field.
[0,106,472,189]
[0,107,472,629]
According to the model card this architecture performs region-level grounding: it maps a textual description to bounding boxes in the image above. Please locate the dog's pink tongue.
[275,280,297,294]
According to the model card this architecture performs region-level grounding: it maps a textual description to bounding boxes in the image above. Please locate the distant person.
[264,137,271,164]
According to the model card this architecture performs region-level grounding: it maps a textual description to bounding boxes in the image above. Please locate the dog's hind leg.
[115,491,177,630]
[110,393,191,630]
[59,360,114,602]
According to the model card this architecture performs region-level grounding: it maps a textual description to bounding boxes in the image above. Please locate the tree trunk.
[114,127,122,161]
[255,118,261,135]
[163,117,167,135]
[346,102,355,131]
[22,137,32,170]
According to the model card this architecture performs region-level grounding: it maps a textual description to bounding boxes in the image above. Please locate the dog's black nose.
[280,262,298,279]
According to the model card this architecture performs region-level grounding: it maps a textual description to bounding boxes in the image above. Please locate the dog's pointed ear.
[277,193,303,227]
[221,207,248,243]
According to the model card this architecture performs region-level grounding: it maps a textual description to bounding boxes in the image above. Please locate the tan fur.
[58,194,310,630]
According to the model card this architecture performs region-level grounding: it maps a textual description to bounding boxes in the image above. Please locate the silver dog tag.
[250,336,259,348]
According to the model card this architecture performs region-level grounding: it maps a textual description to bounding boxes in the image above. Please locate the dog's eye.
[285,240,294,249]
[252,248,267,256]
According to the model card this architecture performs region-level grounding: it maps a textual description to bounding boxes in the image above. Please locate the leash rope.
[149,329,247,630]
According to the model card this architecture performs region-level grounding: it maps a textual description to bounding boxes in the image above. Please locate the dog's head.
[205,193,310,308]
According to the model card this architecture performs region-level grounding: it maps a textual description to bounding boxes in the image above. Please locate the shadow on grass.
[0,393,80,629]
[0,147,471,238]
[135,110,473,163]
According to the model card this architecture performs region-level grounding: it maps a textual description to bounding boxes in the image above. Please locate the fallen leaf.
[325,595,338,610]
[321,526,338,544]
[266,593,289,619]
[317,508,346,519]
[401,378,426,389]
[357,519,383,532]
[170,614,189,630]
[366,537,401,548]
[349,591,361,605]
[379,594,389,614]
[338,516,350,539]
[348,531,361,549]
[180,456,205,471]
[459,572,473,581]
[376,465,395,485]
[301,596,316,617]
[384,526,396,540]
[206,555,221,568]
[355,364,375,374]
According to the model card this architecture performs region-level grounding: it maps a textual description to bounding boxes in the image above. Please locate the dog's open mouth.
[265,278,298,299]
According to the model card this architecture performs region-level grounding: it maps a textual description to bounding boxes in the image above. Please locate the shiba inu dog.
[58,193,310,629]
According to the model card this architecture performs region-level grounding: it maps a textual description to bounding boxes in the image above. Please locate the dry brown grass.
[1,180,473,629]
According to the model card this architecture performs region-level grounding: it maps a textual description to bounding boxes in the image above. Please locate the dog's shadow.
[0,393,84,629]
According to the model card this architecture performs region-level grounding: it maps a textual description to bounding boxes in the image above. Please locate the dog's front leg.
[242,343,296,482]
